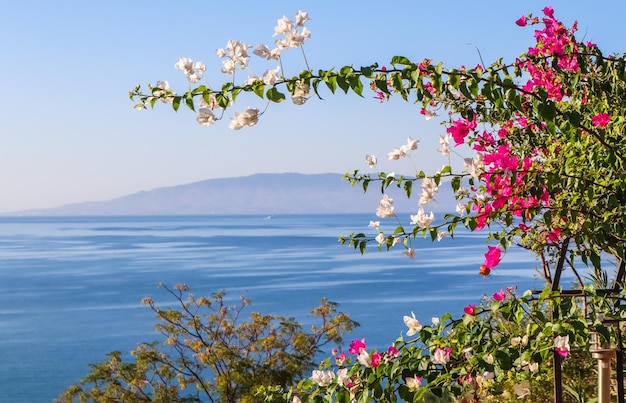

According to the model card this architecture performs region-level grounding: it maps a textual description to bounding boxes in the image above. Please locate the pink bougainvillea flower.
[464,304,476,316]
[431,347,452,365]
[371,351,382,368]
[387,345,399,357]
[515,15,527,27]
[542,6,554,18]
[547,227,562,243]
[446,116,477,146]
[493,290,506,301]
[484,246,502,268]
[591,112,611,128]
[554,335,570,357]
[348,339,366,355]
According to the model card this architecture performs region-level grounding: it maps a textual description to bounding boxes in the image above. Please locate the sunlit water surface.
[0,214,549,402]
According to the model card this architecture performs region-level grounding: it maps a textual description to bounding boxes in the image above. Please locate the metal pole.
[553,352,563,403]
[617,347,624,403]
[592,348,615,403]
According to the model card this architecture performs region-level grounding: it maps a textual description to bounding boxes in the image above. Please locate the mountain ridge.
[8,173,454,216]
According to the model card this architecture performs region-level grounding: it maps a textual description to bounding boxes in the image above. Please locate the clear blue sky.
[1,1,624,212]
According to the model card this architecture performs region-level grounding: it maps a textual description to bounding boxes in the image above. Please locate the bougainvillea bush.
[127,6,626,401]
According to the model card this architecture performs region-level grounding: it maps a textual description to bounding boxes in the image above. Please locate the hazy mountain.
[9,173,455,216]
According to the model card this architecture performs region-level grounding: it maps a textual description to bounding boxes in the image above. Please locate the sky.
[1,1,625,213]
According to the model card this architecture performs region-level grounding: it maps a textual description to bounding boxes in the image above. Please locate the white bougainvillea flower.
[174,57,204,83]
[431,348,451,365]
[243,75,259,86]
[221,59,236,74]
[387,147,406,160]
[365,154,377,168]
[286,27,311,47]
[291,81,310,105]
[410,208,435,227]
[464,154,484,178]
[228,107,259,130]
[309,369,335,386]
[199,93,223,110]
[438,134,451,156]
[375,232,385,245]
[406,136,419,151]
[402,248,416,260]
[194,61,206,75]
[336,368,349,387]
[253,44,270,58]
[262,67,280,85]
[274,38,289,50]
[437,231,448,241]
[554,335,570,357]
[274,16,294,36]
[405,375,422,392]
[368,220,380,230]
[253,44,281,60]
[357,349,371,367]
[196,108,217,126]
[174,56,194,74]
[295,10,310,26]
[225,39,252,68]
[376,194,395,218]
[456,203,466,217]
[403,311,422,336]
[418,177,439,206]
[423,109,437,120]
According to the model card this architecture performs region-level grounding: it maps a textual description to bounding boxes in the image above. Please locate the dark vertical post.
[617,329,624,403]
[553,352,563,403]
[612,252,625,403]
[550,239,569,403]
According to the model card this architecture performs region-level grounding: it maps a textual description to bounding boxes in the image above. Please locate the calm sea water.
[0,214,546,402]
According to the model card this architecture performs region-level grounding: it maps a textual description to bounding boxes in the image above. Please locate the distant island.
[6,173,454,216]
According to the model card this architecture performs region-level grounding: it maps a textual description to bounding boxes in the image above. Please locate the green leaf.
[349,75,364,96]
[451,176,461,192]
[253,83,265,98]
[595,324,611,344]
[172,96,181,111]
[391,56,412,66]
[336,74,350,94]
[324,75,337,93]
[374,78,389,93]
[184,93,195,111]
[266,87,286,102]
[403,180,413,198]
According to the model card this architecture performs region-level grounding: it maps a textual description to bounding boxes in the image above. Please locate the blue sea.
[0,214,547,402]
